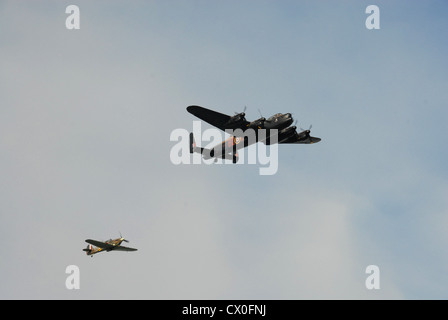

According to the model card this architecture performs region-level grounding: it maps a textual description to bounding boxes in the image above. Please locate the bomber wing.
[187,105,249,132]
[280,134,321,144]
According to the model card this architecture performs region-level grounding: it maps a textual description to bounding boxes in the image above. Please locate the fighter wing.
[187,105,249,132]
[113,245,138,252]
[85,239,114,250]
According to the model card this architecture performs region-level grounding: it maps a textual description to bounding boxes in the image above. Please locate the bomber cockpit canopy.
[267,113,282,121]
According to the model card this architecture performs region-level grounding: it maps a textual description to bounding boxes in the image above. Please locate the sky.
[0,1,447,299]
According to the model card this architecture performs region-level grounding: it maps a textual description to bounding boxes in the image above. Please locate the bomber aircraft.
[83,235,137,257]
[187,105,321,163]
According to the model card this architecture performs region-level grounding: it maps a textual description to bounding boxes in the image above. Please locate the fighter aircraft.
[187,105,321,163]
[83,235,137,257]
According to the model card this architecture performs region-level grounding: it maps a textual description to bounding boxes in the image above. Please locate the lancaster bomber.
[187,105,321,163]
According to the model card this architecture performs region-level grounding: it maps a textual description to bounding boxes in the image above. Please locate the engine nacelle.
[297,130,310,140]
[278,126,298,143]
[247,117,266,129]
[225,112,247,127]
[280,129,312,144]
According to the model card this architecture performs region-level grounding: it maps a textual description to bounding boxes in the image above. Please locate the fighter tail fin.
[83,244,93,255]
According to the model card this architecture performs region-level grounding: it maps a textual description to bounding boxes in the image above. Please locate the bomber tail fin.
[223,151,239,164]
[189,132,212,157]
[189,132,197,154]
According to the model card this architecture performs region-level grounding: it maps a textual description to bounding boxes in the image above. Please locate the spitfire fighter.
[83,235,137,257]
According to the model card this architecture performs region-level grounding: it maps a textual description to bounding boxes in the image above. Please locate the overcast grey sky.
[1,1,447,299]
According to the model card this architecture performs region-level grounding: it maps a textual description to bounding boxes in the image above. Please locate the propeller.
[246,108,266,128]
[229,106,247,124]
[300,124,312,133]
[234,105,247,117]
[257,109,266,122]
[119,232,130,243]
